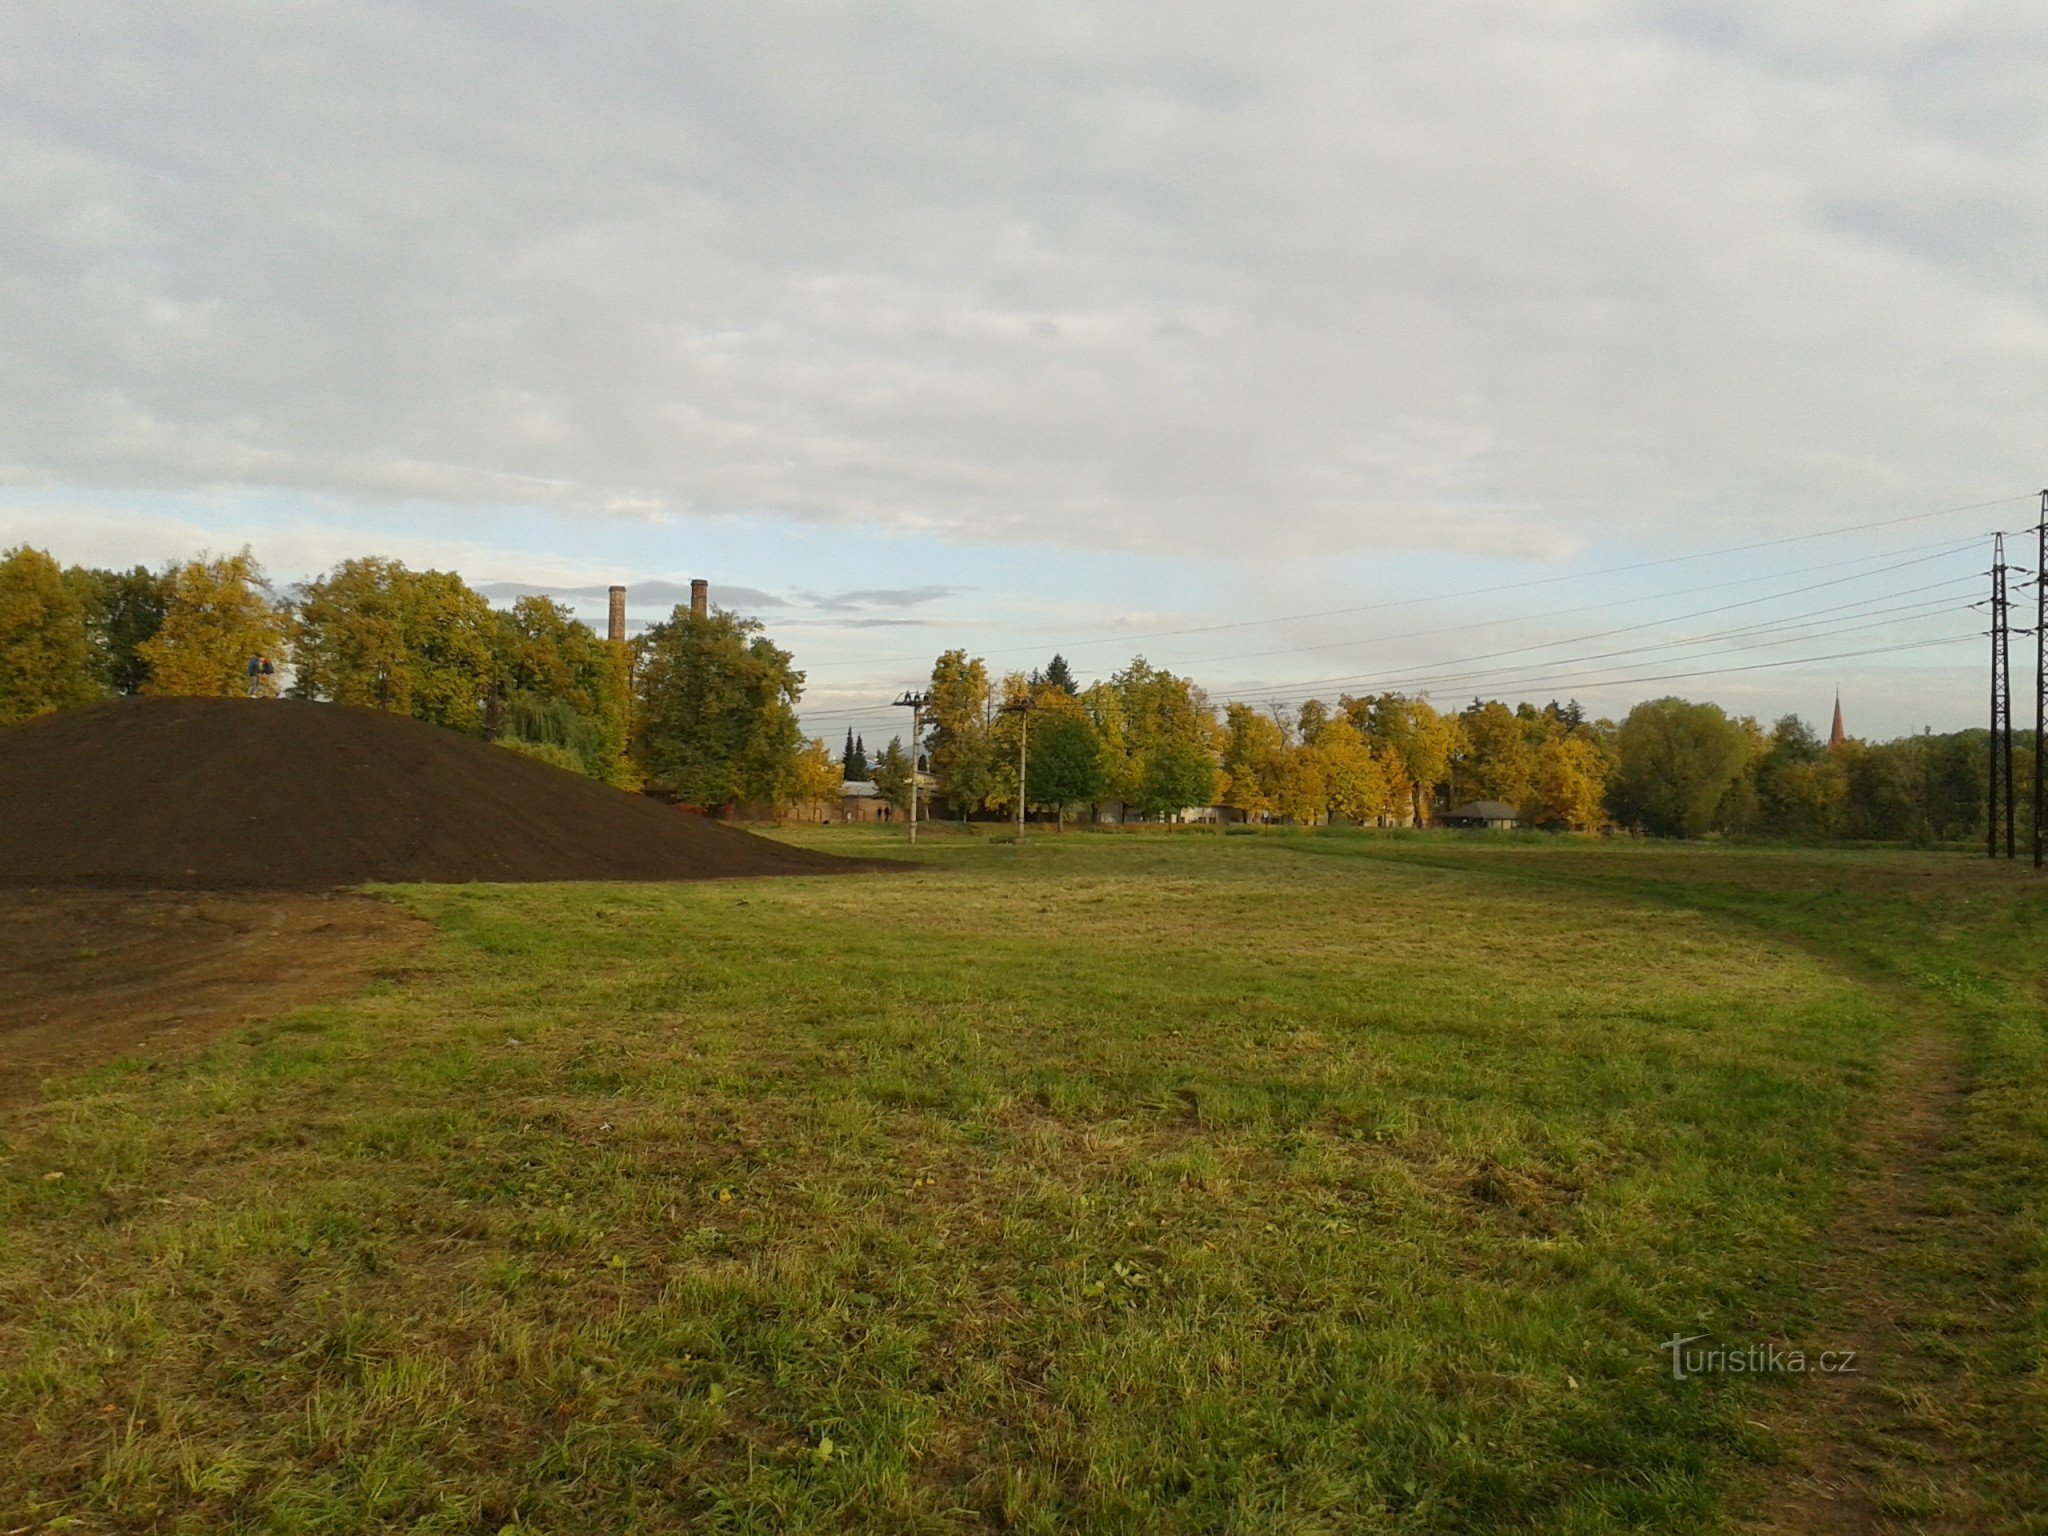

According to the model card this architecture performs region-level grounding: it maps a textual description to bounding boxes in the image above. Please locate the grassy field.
[3,829,2043,1533]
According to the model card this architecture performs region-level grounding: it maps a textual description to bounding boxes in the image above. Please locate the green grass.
[2,829,2043,1532]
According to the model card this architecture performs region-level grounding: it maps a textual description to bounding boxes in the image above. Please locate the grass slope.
[2,830,2042,1533]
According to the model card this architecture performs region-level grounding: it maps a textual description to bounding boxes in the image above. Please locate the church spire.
[1828,690,1846,750]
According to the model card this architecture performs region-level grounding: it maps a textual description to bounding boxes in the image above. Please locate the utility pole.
[1990,533,2015,860]
[893,691,929,845]
[2035,491,2047,870]
[1000,695,1033,837]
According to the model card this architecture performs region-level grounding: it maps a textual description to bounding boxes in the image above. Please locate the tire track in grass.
[1756,1010,1986,1534]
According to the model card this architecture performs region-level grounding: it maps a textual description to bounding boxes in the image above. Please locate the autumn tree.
[790,736,844,820]
[1346,693,1463,825]
[1309,714,1388,825]
[927,648,994,817]
[632,605,804,808]
[1268,736,1329,825]
[0,546,98,725]
[1454,699,1536,806]
[1608,697,1751,837]
[1218,702,1286,822]
[1529,734,1610,831]
[139,549,288,698]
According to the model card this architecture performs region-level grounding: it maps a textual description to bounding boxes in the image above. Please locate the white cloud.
[0,0,2041,569]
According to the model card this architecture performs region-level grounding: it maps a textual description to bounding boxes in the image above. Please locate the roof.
[841,780,880,798]
[1447,800,1519,819]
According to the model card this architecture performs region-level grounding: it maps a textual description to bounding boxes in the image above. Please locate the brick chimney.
[690,578,708,619]
[607,585,627,644]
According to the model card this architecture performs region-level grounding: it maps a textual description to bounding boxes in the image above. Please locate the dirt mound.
[0,698,865,889]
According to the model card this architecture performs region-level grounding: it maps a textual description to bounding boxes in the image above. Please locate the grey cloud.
[794,584,965,612]
[0,2,2043,561]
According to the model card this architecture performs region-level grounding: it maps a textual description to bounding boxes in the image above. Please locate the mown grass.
[1,829,2041,1532]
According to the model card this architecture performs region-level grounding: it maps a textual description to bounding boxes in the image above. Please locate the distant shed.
[1443,800,1520,829]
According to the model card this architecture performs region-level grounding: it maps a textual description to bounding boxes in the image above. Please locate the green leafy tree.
[1040,653,1078,695]
[927,648,994,817]
[63,564,168,696]
[139,549,288,698]
[871,735,914,814]
[849,734,869,781]
[1134,738,1218,823]
[632,606,804,807]
[1026,709,1106,827]
[1089,657,1218,816]
[1609,697,1751,837]
[0,545,98,724]
[497,595,635,785]
[290,557,502,733]
[1755,715,1845,837]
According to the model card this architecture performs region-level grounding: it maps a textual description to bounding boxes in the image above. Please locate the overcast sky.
[3,1,2042,739]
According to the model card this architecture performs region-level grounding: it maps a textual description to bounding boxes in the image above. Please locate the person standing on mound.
[246,655,275,697]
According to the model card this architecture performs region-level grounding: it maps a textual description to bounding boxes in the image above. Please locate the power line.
[1173,546,1978,685]
[810,552,1982,729]
[1291,588,1976,706]
[837,492,2035,669]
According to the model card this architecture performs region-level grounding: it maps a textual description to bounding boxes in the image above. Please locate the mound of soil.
[0,698,864,889]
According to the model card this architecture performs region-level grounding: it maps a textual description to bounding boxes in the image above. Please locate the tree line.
[0,544,829,808]
[851,651,2005,843]
[1,542,2009,841]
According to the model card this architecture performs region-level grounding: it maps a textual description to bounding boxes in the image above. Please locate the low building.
[838,780,895,823]
[1442,800,1520,829]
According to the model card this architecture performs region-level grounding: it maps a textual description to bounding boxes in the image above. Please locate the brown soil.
[0,697,863,889]
[0,890,428,1112]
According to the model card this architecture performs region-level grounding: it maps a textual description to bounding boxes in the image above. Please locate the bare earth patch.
[0,890,427,1112]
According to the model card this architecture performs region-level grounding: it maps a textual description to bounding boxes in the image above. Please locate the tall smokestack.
[607,585,627,644]
[690,578,709,619]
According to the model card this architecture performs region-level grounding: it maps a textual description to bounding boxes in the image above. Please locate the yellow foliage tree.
[1218,702,1284,821]
[788,736,844,821]
[138,550,288,698]
[1530,734,1612,831]
[1312,716,1389,825]
[0,545,98,725]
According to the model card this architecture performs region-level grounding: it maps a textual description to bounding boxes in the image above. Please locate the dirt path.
[1755,1010,1994,1534]
[0,890,427,1113]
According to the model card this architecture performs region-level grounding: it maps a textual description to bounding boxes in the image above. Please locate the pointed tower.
[1827,691,1846,751]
